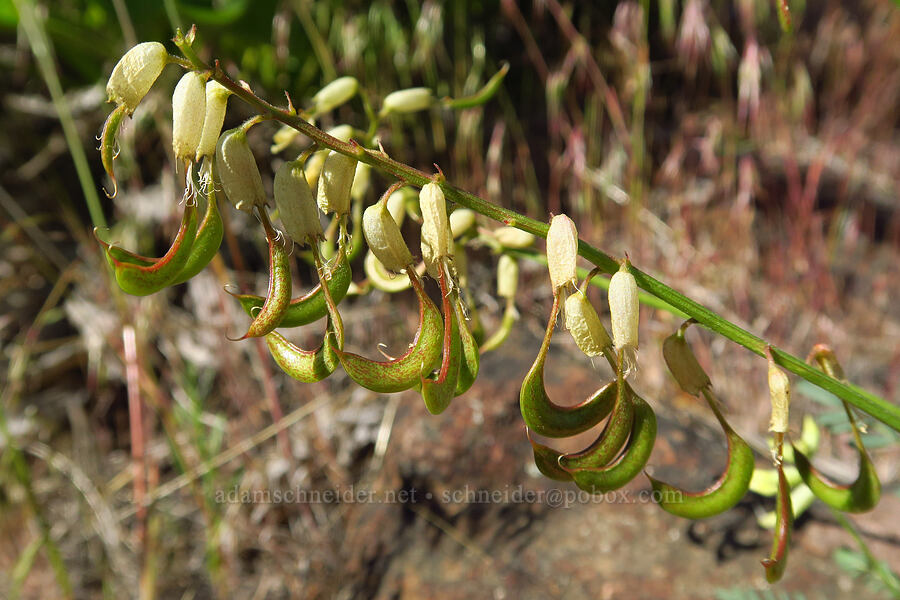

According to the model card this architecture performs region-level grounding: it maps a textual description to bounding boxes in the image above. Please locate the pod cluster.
[100,34,882,586]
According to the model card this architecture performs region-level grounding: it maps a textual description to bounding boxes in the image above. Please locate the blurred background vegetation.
[1,0,899,598]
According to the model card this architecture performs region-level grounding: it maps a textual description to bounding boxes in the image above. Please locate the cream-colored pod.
[106,42,168,113]
[362,201,414,272]
[565,289,612,358]
[608,264,639,353]
[274,160,322,245]
[195,81,231,160]
[317,151,357,216]
[419,182,453,277]
[546,214,578,291]
[172,71,207,161]
[215,127,266,212]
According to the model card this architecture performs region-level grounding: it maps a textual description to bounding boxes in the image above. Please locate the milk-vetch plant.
[96,26,895,584]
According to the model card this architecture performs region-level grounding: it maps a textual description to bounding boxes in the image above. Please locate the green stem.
[13,0,106,230]
[177,54,899,433]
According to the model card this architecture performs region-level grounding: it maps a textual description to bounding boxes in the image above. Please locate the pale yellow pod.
[565,289,612,357]
[172,71,207,161]
[195,80,231,160]
[449,209,476,239]
[767,356,791,433]
[363,201,413,272]
[381,87,433,115]
[351,162,372,201]
[312,76,359,114]
[386,188,408,226]
[304,150,328,187]
[419,182,452,277]
[215,127,266,212]
[106,41,168,113]
[662,331,710,395]
[364,250,411,293]
[546,214,578,291]
[326,124,355,143]
[317,151,357,216]
[493,226,535,248]
[274,160,322,245]
[608,265,639,352]
[497,254,519,300]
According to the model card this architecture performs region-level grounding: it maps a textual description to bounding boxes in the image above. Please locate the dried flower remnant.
[546,214,578,291]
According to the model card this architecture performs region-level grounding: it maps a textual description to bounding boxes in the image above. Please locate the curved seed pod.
[335,272,443,394]
[564,288,612,358]
[453,296,480,396]
[106,41,168,113]
[662,322,711,395]
[230,247,351,328]
[364,251,412,293]
[100,103,128,197]
[519,292,619,438]
[480,298,518,353]
[792,444,880,514]
[492,226,536,249]
[95,235,155,268]
[420,274,462,415]
[527,430,573,482]
[170,165,224,285]
[546,214,578,291]
[274,159,323,246]
[266,318,341,383]
[381,87,434,116]
[793,345,881,513]
[647,393,754,518]
[363,200,414,272]
[172,71,207,162]
[312,76,359,114]
[449,208,476,239]
[234,218,292,339]
[572,394,658,494]
[216,127,266,212]
[420,182,453,278]
[99,202,198,296]
[196,81,231,160]
[558,381,633,470]
[761,463,793,583]
[317,151,357,216]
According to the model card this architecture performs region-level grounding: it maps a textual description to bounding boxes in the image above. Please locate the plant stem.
[13,0,106,230]
[173,53,899,433]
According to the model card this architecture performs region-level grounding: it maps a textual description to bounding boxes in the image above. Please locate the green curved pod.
[230,246,352,328]
[762,463,793,583]
[266,321,340,383]
[647,398,754,519]
[558,381,632,470]
[480,298,517,354]
[99,202,198,296]
[94,229,155,268]
[336,273,443,394]
[571,394,657,494]
[101,103,128,197]
[797,346,882,513]
[793,443,880,513]
[235,219,292,339]
[420,284,462,415]
[519,292,619,438]
[171,184,224,285]
[527,430,573,482]
[453,295,479,396]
